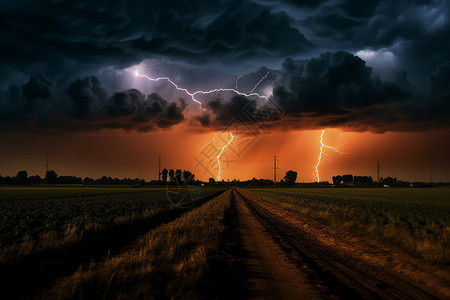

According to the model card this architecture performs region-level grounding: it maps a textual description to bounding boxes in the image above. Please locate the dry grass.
[39,190,232,299]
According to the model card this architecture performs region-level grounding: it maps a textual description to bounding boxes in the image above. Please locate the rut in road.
[230,188,324,299]
[232,188,446,300]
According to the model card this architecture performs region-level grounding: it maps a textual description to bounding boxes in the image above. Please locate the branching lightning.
[199,132,235,180]
[250,70,270,93]
[235,74,244,90]
[235,70,271,93]
[134,70,269,111]
[134,70,205,109]
[314,130,343,182]
[133,67,269,180]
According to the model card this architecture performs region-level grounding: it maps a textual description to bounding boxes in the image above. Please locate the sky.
[1,0,450,182]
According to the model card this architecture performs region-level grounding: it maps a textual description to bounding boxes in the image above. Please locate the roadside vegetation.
[39,190,232,299]
[244,188,450,263]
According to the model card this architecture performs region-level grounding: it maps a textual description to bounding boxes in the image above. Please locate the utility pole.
[430,166,433,184]
[46,154,49,174]
[158,155,161,182]
[377,161,380,183]
[274,155,278,184]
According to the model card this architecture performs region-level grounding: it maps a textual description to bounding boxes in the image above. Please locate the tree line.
[0,170,146,186]
[160,169,196,185]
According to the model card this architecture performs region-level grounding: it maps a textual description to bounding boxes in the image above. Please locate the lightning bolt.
[134,70,269,111]
[313,130,343,183]
[214,132,235,180]
[235,70,270,94]
[235,74,244,90]
[200,132,235,180]
[250,70,270,93]
[133,68,269,180]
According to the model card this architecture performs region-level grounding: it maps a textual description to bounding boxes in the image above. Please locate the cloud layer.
[0,76,187,133]
[0,0,449,133]
[194,52,449,133]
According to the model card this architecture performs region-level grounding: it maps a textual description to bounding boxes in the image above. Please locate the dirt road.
[228,188,450,299]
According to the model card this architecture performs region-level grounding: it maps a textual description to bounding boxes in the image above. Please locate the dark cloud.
[256,0,328,9]
[0,76,187,133]
[21,76,53,114]
[1,1,450,134]
[207,96,258,126]
[273,52,411,112]
[0,0,310,81]
[267,52,449,132]
[68,76,107,119]
[429,61,450,107]
[192,52,449,133]
[1,0,449,79]
[337,0,380,19]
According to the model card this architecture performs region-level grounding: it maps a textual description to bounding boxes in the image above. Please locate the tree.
[283,170,297,185]
[45,170,58,184]
[183,170,192,183]
[209,178,216,185]
[169,169,175,183]
[57,176,82,184]
[98,176,108,185]
[15,170,28,185]
[29,175,43,185]
[175,169,182,183]
[342,174,353,184]
[383,177,397,186]
[162,169,168,183]
[332,175,342,185]
[83,177,94,185]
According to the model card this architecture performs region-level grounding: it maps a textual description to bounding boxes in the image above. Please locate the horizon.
[1,1,450,183]
[1,127,448,184]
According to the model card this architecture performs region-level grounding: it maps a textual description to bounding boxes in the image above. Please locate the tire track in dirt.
[234,188,446,299]
[230,188,325,299]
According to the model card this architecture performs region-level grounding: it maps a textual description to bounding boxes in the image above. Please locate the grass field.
[0,186,227,299]
[0,186,221,246]
[1,186,449,298]
[244,187,450,263]
[40,190,232,299]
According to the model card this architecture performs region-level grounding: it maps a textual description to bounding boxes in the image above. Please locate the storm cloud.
[195,52,449,133]
[0,76,187,133]
[0,0,449,133]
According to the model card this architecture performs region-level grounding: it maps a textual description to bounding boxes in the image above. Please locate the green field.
[41,190,232,299]
[1,186,449,299]
[0,187,223,254]
[0,186,228,299]
[244,187,450,263]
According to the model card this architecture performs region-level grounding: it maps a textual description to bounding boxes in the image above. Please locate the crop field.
[1,186,449,299]
[0,186,227,299]
[41,190,233,299]
[0,187,222,247]
[245,187,450,263]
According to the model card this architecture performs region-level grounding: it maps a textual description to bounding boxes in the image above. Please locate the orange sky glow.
[1,127,449,183]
